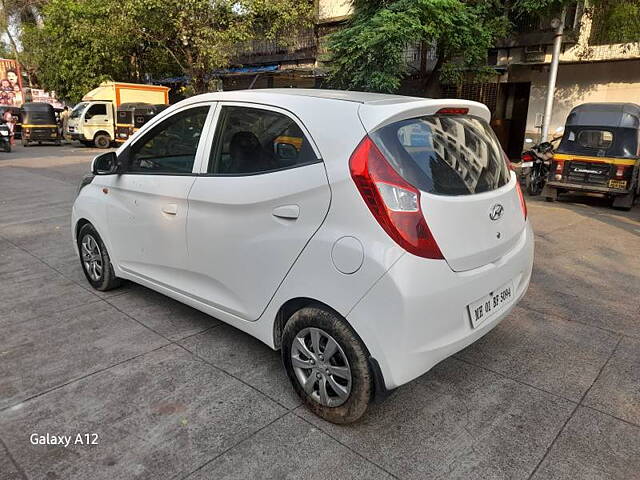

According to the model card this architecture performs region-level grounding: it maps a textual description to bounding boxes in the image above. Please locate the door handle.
[162,203,178,215]
[272,204,299,220]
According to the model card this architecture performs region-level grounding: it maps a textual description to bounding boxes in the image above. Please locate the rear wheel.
[94,133,111,149]
[612,192,635,211]
[3,142,10,152]
[526,170,543,196]
[77,223,122,291]
[22,139,29,147]
[282,306,372,424]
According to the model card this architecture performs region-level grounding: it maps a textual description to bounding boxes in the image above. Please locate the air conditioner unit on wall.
[523,45,546,63]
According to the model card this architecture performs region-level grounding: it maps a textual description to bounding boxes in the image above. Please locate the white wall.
[509,60,640,140]
[318,0,353,22]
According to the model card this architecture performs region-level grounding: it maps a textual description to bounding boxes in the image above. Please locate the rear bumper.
[347,222,534,389]
[546,181,632,196]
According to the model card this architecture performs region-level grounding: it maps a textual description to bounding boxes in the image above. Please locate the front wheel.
[282,306,372,424]
[77,223,123,291]
[3,141,10,152]
[94,134,111,149]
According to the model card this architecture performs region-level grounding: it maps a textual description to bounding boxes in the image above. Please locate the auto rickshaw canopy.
[20,102,58,127]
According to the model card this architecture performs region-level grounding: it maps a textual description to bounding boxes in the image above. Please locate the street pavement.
[1,144,639,480]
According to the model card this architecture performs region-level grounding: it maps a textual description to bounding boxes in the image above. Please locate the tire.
[612,192,635,211]
[526,170,543,196]
[77,223,123,291]
[281,306,372,424]
[22,139,29,147]
[94,133,111,149]
[3,142,10,153]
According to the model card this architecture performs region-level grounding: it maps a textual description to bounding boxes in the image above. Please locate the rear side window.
[208,106,317,175]
[371,115,511,195]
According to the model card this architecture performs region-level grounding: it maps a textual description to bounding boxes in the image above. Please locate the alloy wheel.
[81,234,103,282]
[290,327,352,407]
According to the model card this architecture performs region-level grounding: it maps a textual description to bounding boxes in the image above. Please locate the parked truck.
[67,82,170,148]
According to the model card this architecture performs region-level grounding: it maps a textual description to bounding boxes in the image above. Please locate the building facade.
[494,2,640,155]
[225,1,639,157]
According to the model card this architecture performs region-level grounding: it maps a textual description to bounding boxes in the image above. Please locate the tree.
[325,0,587,94]
[20,0,145,101]
[327,0,511,94]
[586,0,640,45]
[0,0,46,85]
[20,0,313,102]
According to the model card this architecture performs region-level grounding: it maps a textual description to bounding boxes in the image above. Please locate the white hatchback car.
[73,89,533,423]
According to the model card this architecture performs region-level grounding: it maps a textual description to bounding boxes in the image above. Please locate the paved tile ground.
[0,144,639,480]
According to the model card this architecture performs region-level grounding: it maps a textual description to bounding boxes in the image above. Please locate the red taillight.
[555,160,564,173]
[515,181,528,220]
[349,136,444,259]
[615,165,629,178]
[521,153,534,162]
[437,107,469,115]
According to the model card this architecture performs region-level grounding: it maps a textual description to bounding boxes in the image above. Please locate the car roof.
[182,88,428,105]
[162,89,491,136]
[238,88,426,104]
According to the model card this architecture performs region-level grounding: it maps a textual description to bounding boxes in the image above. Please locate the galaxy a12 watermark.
[30,433,99,447]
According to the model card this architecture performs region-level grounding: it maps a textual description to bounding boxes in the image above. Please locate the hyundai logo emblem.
[489,204,504,221]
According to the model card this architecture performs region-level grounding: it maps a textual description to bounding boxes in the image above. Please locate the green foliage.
[21,0,313,102]
[22,0,144,101]
[513,0,569,14]
[327,0,509,93]
[589,0,640,44]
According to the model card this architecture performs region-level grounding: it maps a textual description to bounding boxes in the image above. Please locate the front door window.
[127,106,210,174]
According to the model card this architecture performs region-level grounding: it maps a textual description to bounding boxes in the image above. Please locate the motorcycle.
[0,123,11,153]
[519,140,556,196]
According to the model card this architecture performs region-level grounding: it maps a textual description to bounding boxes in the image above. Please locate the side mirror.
[91,151,119,175]
[275,142,298,161]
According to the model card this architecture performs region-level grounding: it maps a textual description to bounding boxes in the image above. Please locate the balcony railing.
[497,2,580,47]
[233,28,317,64]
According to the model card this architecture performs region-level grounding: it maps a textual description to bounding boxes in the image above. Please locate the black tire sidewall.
[77,224,120,291]
[281,306,372,424]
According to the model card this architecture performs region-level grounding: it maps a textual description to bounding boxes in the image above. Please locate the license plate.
[468,281,515,328]
[521,161,533,168]
[608,179,627,189]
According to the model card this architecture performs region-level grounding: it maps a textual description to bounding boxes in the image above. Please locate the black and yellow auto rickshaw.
[115,103,167,143]
[20,102,61,146]
[542,103,640,210]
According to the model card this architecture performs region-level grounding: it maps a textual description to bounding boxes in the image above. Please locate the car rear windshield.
[370,115,511,196]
